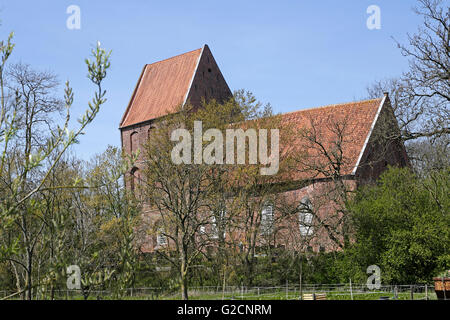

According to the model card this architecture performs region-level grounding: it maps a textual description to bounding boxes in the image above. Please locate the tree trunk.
[181,275,188,300]
[180,251,189,300]
[25,250,32,300]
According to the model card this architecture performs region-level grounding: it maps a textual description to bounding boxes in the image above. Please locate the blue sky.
[0,0,422,160]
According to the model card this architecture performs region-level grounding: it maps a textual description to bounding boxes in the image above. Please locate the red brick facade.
[120,45,232,191]
[120,46,409,253]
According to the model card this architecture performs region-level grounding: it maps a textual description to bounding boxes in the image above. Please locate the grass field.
[159,291,436,300]
[2,285,438,300]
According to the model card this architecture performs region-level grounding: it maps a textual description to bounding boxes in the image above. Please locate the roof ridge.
[182,45,205,106]
[280,97,383,117]
[144,47,202,68]
[230,97,383,126]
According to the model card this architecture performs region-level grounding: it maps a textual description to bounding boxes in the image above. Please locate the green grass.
[153,290,437,300]
[4,288,437,300]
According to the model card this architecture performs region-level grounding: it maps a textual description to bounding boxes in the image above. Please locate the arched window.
[298,197,314,236]
[130,131,139,154]
[130,167,139,192]
[154,219,167,247]
[147,126,155,139]
[260,203,274,235]
[147,126,155,149]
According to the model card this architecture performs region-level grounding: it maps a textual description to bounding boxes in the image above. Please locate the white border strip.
[351,94,387,175]
[182,45,205,107]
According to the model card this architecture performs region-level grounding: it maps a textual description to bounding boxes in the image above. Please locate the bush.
[348,167,449,283]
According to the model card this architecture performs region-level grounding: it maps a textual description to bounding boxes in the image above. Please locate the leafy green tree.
[349,167,449,284]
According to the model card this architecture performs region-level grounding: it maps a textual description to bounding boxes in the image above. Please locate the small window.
[130,167,139,192]
[130,131,139,154]
[260,204,274,235]
[157,231,167,246]
[299,197,314,236]
[208,68,212,73]
[147,125,155,138]
[211,209,226,239]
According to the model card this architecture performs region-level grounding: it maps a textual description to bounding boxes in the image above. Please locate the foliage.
[348,166,449,284]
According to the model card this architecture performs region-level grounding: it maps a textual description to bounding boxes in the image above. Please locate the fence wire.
[0,283,440,300]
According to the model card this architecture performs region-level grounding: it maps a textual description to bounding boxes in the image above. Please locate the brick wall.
[355,97,410,185]
[120,45,233,191]
[185,44,232,107]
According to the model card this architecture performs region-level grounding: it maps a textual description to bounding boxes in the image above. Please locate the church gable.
[185,45,232,108]
[354,95,410,183]
[119,45,232,129]
[276,94,408,184]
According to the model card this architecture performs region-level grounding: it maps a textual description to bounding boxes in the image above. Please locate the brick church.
[119,45,409,252]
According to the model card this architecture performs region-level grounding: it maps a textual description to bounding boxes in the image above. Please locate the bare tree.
[0,35,111,300]
[139,91,277,298]
[399,0,449,109]
[141,114,215,300]
[287,114,360,250]
[367,0,449,173]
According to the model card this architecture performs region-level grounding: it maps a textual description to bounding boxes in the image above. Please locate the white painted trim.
[182,45,205,107]
[351,95,387,175]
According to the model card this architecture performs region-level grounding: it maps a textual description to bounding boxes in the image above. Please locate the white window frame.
[260,204,274,235]
[156,230,167,246]
[211,209,226,239]
[298,197,314,236]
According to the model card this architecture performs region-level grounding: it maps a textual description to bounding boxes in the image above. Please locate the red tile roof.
[120,48,202,128]
[278,97,384,180]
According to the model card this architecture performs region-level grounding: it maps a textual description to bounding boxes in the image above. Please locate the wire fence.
[0,283,440,300]
[173,283,437,300]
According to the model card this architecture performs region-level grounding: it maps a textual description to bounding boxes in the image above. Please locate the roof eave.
[181,44,205,108]
[119,65,148,128]
[351,94,387,175]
